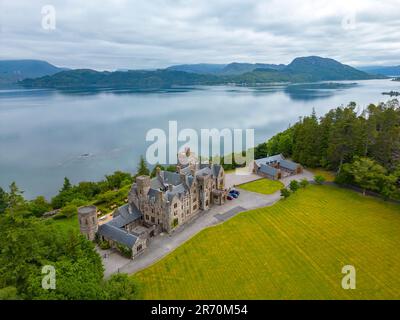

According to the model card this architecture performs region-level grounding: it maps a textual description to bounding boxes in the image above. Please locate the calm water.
[0,79,399,199]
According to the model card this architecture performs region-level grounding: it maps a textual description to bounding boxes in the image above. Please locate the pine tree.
[137,156,150,176]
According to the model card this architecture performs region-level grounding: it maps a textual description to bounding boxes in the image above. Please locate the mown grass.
[133,185,400,299]
[238,178,284,195]
[309,168,336,182]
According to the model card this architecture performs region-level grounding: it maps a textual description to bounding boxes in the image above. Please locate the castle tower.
[78,205,98,241]
[136,175,151,197]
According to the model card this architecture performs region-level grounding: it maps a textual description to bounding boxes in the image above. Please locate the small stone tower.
[136,175,151,198]
[78,205,98,241]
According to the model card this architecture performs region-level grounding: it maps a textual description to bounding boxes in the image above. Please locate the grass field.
[309,168,336,182]
[133,185,400,299]
[238,178,284,195]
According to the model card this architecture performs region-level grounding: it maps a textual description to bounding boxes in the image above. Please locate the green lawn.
[238,178,284,195]
[309,168,336,182]
[133,185,400,299]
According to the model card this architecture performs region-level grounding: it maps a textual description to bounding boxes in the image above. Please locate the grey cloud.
[0,0,399,69]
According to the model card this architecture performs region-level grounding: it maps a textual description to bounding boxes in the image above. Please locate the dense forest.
[254,99,400,198]
[0,158,158,300]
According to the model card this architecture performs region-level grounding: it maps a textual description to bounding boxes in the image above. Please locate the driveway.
[100,169,314,277]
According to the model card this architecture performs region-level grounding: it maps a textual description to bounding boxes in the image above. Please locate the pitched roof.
[255,154,284,166]
[280,159,299,171]
[258,164,279,176]
[161,171,181,186]
[110,204,142,228]
[212,164,222,177]
[98,223,138,248]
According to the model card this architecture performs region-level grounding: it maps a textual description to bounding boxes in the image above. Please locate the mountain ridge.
[0,60,67,84]
[18,56,385,89]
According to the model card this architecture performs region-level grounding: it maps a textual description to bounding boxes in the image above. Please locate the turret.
[78,205,98,241]
[136,175,151,197]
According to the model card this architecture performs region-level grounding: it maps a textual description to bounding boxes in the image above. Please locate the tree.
[0,187,8,214]
[280,188,291,199]
[105,171,133,190]
[28,196,52,217]
[7,182,25,214]
[314,175,326,185]
[254,142,269,159]
[350,157,387,196]
[136,156,150,176]
[60,203,78,218]
[292,112,321,167]
[289,180,300,192]
[103,273,138,300]
[299,179,309,188]
[61,177,72,192]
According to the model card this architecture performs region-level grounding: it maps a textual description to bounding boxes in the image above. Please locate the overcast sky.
[0,0,399,70]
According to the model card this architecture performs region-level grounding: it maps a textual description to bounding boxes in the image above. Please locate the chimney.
[156,166,161,177]
[156,190,163,202]
[176,165,181,173]
[168,184,173,192]
[180,173,186,184]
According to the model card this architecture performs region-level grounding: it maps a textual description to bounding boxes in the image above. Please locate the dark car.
[230,189,240,195]
[227,195,233,200]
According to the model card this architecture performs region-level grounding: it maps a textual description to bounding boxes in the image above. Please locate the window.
[193,204,197,211]
[146,215,149,220]
[151,217,155,223]
[174,203,178,208]
[137,244,142,252]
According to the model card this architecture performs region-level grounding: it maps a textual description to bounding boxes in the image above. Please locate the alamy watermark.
[42,265,56,290]
[145,121,254,174]
[41,5,56,30]
[341,265,356,290]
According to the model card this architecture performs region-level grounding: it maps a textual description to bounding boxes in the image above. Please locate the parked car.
[230,193,238,198]
[227,195,233,200]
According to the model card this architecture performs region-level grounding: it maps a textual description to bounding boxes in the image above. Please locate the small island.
[382,90,400,96]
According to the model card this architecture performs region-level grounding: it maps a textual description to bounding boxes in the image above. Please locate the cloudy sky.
[0,0,399,70]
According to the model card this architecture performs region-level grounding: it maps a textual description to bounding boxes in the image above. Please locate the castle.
[78,148,227,259]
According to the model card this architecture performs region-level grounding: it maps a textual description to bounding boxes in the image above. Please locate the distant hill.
[0,60,67,84]
[19,56,382,89]
[20,69,220,89]
[166,64,227,74]
[283,56,377,81]
[359,65,400,77]
[167,62,285,75]
[219,62,285,75]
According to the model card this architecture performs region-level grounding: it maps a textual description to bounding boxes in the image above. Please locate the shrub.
[289,180,300,192]
[99,240,111,250]
[314,175,326,185]
[117,244,132,258]
[300,179,309,188]
[280,188,291,199]
[60,204,77,218]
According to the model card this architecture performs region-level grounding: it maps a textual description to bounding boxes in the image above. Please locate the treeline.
[254,99,400,198]
[0,180,139,299]
[0,158,157,300]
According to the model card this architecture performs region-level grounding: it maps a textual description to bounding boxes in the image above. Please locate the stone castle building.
[78,148,227,259]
